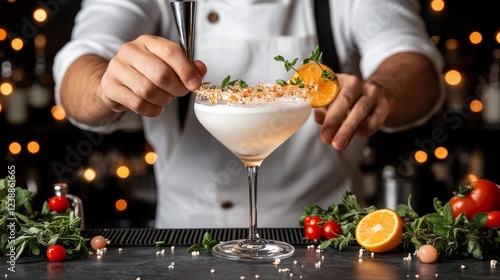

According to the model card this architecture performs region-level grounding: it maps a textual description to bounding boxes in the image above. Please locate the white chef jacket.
[53,0,444,228]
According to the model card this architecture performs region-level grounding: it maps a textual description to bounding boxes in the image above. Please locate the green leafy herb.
[155,241,165,247]
[216,46,335,91]
[274,45,337,87]
[302,45,323,64]
[302,189,500,260]
[300,189,376,251]
[396,196,499,260]
[1,177,88,259]
[274,56,299,72]
[187,232,218,254]
[221,75,248,91]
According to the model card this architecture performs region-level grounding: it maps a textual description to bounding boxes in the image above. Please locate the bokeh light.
[430,0,445,12]
[434,147,448,160]
[469,31,482,44]
[115,199,128,211]
[83,168,97,182]
[467,174,478,183]
[116,166,130,179]
[0,28,6,41]
[11,38,24,51]
[34,34,47,49]
[11,69,24,83]
[51,105,66,121]
[27,141,40,154]
[445,70,462,86]
[414,150,428,164]
[9,142,22,154]
[469,100,482,113]
[33,8,48,23]
[144,152,157,165]
[1,82,13,96]
[445,39,458,50]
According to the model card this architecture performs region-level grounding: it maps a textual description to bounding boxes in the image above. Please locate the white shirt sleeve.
[52,0,163,133]
[337,0,446,133]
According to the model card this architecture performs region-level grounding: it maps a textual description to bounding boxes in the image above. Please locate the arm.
[59,35,207,127]
[59,54,118,126]
[367,52,441,129]
[315,51,442,150]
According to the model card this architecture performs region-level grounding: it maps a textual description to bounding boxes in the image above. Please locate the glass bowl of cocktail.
[194,48,340,261]
[194,82,310,260]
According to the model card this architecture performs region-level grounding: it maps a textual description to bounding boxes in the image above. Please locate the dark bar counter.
[4,228,500,279]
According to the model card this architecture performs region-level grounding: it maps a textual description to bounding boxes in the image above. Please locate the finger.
[142,36,204,93]
[314,107,327,124]
[101,60,166,116]
[330,92,377,150]
[355,95,390,138]
[116,39,187,98]
[105,83,166,117]
[194,60,208,80]
[319,75,361,145]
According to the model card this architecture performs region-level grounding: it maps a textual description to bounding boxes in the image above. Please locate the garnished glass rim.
[195,83,309,105]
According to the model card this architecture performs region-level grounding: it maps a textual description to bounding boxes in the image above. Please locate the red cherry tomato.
[486,211,500,228]
[48,196,69,213]
[449,179,500,219]
[305,225,322,240]
[304,216,323,227]
[322,220,342,240]
[46,245,67,262]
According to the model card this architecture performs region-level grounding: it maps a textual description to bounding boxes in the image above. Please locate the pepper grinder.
[53,183,85,229]
[169,0,196,62]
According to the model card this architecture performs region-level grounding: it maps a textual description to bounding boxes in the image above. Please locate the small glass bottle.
[53,183,85,229]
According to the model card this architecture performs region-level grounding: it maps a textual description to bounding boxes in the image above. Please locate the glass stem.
[246,165,261,241]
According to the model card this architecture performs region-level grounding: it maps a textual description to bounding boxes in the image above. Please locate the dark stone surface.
[6,244,500,280]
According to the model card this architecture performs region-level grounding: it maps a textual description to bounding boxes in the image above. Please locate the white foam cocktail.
[194,83,311,261]
[195,95,310,166]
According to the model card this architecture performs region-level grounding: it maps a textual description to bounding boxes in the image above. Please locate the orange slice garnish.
[291,62,340,108]
[355,209,403,253]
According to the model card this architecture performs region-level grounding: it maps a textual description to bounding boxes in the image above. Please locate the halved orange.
[355,209,403,253]
[291,62,340,108]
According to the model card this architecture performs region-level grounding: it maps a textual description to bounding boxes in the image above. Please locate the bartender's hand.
[314,73,390,150]
[99,35,207,117]
[314,52,441,151]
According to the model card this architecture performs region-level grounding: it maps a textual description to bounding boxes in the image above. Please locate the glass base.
[212,239,294,261]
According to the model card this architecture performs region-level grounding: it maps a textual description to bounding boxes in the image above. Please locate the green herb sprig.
[303,188,500,260]
[187,232,218,254]
[0,178,89,259]
[274,45,337,87]
[221,75,248,91]
[396,196,500,260]
[300,189,376,251]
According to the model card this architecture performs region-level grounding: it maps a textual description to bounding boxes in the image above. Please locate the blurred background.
[0,0,499,228]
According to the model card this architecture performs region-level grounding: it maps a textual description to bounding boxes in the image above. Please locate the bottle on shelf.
[28,34,52,110]
[2,58,29,125]
[481,49,500,124]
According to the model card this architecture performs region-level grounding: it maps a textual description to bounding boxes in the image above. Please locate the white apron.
[145,0,366,228]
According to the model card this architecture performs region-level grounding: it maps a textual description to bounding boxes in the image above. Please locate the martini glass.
[194,83,311,260]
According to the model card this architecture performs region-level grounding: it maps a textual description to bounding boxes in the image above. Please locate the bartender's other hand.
[99,35,207,117]
[314,73,390,150]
